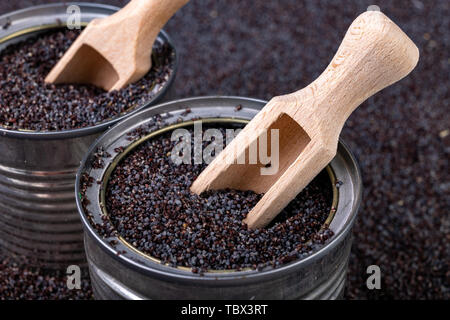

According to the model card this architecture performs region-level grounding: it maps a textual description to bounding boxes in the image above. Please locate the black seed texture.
[0,29,174,131]
[0,251,93,300]
[1,0,447,300]
[104,127,334,273]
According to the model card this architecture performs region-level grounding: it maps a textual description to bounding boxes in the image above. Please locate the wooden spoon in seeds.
[191,11,419,229]
[45,0,189,92]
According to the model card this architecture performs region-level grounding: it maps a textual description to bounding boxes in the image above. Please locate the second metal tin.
[0,3,178,268]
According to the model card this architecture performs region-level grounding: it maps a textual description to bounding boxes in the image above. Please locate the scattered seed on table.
[0,252,93,300]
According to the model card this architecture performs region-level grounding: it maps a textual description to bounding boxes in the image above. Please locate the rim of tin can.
[97,118,339,273]
[0,2,178,140]
[76,96,363,283]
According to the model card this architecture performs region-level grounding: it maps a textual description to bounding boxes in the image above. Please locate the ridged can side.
[76,97,362,299]
[85,231,352,300]
[0,3,177,269]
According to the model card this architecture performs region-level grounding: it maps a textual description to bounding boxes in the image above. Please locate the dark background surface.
[0,1,448,299]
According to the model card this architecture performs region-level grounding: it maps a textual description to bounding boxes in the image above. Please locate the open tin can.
[0,3,177,268]
[76,96,362,299]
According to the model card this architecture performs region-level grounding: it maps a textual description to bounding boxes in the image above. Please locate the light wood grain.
[45,0,189,91]
[191,11,419,229]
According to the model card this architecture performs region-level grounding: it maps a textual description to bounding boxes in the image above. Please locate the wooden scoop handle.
[241,11,419,229]
[109,0,189,55]
[284,11,419,136]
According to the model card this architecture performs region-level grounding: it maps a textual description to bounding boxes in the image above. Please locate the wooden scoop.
[191,11,419,229]
[45,0,189,92]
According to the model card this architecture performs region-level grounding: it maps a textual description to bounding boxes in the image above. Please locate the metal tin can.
[76,96,362,299]
[0,3,177,268]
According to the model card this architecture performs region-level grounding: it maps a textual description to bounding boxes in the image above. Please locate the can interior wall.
[77,97,362,299]
[0,3,177,268]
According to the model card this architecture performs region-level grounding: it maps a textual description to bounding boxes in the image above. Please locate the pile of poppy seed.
[1,0,447,300]
[0,28,174,131]
[0,252,93,300]
[105,127,334,272]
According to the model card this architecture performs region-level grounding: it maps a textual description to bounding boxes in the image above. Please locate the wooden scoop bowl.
[191,11,419,229]
[45,0,189,92]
